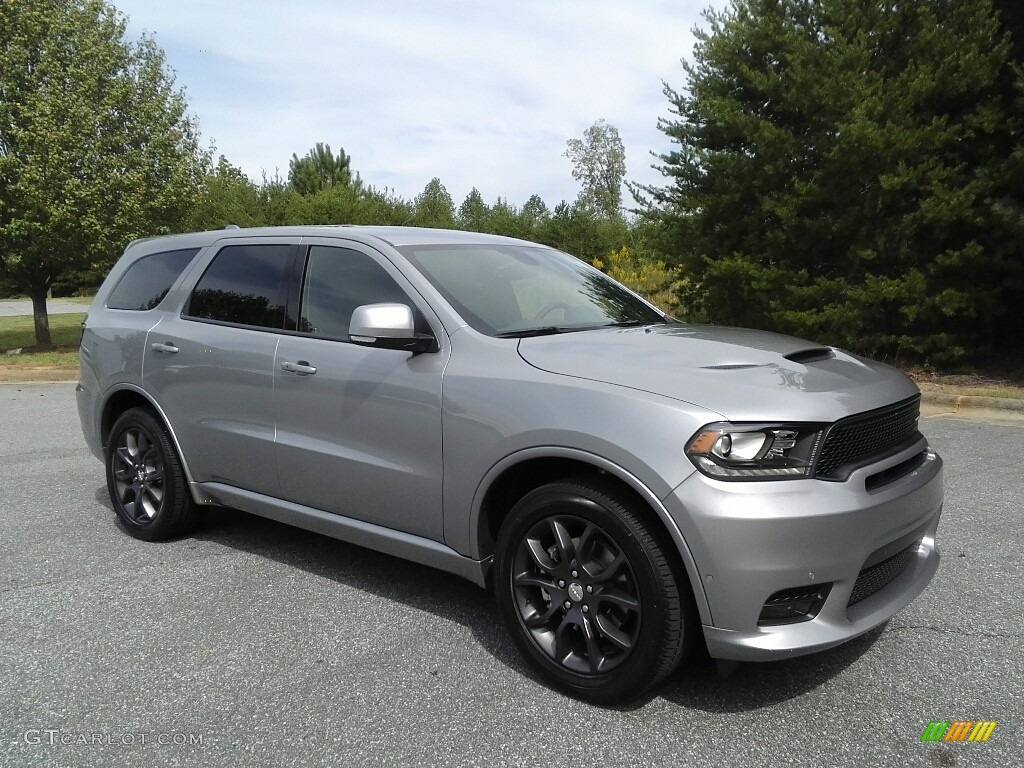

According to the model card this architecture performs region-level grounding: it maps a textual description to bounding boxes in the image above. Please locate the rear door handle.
[281,360,317,375]
[151,342,179,354]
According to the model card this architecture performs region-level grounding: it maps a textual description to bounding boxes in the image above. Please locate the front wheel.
[494,479,691,703]
[106,407,198,541]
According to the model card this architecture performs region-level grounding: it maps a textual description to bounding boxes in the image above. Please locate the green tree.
[188,155,262,231]
[644,0,1023,365]
[564,119,627,219]
[0,0,205,347]
[994,0,1024,63]
[412,178,456,228]
[359,185,416,225]
[537,199,630,263]
[521,194,550,231]
[486,197,522,237]
[457,188,490,231]
[288,142,361,196]
[250,170,291,226]
[286,183,366,225]
[991,0,1024,301]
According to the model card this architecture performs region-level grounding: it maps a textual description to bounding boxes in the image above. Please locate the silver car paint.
[674,444,942,657]
[516,325,920,423]
[437,328,723,555]
[77,225,944,662]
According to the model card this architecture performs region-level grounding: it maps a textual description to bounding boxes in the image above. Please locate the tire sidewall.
[105,409,183,539]
[495,483,678,701]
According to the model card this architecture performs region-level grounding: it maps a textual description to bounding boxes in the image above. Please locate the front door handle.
[281,360,317,375]
[151,342,179,354]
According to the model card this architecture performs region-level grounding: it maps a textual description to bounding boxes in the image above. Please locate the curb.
[919,391,1024,413]
[0,369,78,384]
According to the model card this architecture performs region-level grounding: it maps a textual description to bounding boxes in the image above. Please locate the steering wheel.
[534,302,571,320]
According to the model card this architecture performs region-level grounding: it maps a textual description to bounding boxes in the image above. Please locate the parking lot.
[1,383,1021,767]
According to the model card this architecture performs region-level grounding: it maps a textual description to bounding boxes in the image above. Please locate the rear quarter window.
[184,244,293,329]
[106,248,201,311]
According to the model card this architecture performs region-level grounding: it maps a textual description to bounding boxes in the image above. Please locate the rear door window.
[185,244,294,329]
[106,248,200,311]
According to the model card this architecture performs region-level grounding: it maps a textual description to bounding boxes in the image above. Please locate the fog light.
[758,583,832,626]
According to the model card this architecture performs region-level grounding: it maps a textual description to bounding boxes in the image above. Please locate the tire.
[105,407,198,541]
[494,478,691,703]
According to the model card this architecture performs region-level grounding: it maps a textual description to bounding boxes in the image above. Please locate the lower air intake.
[848,542,920,607]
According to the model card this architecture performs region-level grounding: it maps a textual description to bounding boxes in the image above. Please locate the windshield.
[396,244,667,336]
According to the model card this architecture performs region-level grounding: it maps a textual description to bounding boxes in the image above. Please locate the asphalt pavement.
[1,383,1021,767]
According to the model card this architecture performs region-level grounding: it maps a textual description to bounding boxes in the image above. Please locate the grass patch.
[0,312,85,350]
[914,381,1024,400]
[0,311,81,374]
[1,312,84,368]
[1,350,79,368]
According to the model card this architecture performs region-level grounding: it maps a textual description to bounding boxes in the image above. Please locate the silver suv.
[77,226,943,702]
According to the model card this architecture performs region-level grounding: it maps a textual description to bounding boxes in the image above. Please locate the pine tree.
[457,188,490,231]
[288,143,361,196]
[644,0,1023,365]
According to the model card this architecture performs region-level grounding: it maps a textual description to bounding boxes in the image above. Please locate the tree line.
[2,0,1021,370]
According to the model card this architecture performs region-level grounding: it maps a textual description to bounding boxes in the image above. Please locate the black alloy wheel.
[495,478,691,702]
[511,514,641,675]
[106,407,198,541]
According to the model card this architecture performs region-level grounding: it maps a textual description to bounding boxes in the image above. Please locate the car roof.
[126,225,543,256]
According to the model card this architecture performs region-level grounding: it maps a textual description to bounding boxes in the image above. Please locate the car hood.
[516,324,919,423]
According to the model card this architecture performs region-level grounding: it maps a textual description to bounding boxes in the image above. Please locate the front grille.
[847,542,919,606]
[815,396,921,479]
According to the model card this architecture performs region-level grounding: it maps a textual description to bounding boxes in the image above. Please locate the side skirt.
[196,482,491,587]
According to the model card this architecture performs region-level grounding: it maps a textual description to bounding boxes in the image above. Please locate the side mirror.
[349,303,435,353]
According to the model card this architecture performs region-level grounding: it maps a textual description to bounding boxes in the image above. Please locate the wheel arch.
[471,447,712,625]
[100,384,199,498]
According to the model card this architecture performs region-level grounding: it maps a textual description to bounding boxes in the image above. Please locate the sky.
[114,0,709,209]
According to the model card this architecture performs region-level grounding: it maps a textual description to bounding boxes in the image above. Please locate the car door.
[144,237,300,497]
[273,240,448,541]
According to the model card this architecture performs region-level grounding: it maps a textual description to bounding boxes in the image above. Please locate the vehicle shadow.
[657,624,885,713]
[92,489,887,712]
[91,492,530,676]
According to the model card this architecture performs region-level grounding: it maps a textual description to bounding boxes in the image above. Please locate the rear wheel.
[494,478,691,702]
[106,408,198,541]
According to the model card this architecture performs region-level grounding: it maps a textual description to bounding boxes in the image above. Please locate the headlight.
[685,423,824,480]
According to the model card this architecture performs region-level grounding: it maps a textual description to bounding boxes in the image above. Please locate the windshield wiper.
[494,326,573,338]
[601,320,651,328]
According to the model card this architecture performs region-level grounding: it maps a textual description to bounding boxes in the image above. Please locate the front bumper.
[664,437,943,661]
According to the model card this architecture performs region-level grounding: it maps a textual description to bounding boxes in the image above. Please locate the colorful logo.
[921,721,997,742]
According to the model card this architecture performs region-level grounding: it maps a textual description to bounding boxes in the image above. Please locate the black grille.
[847,542,919,607]
[815,396,921,479]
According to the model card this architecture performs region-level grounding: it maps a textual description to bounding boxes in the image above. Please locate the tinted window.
[106,248,200,311]
[299,246,417,339]
[186,244,292,329]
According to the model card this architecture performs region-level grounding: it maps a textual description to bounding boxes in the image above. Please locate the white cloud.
[115,0,706,208]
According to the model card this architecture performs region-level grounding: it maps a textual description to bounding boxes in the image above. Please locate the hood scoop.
[701,363,764,370]
[701,347,835,370]
[784,347,835,364]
